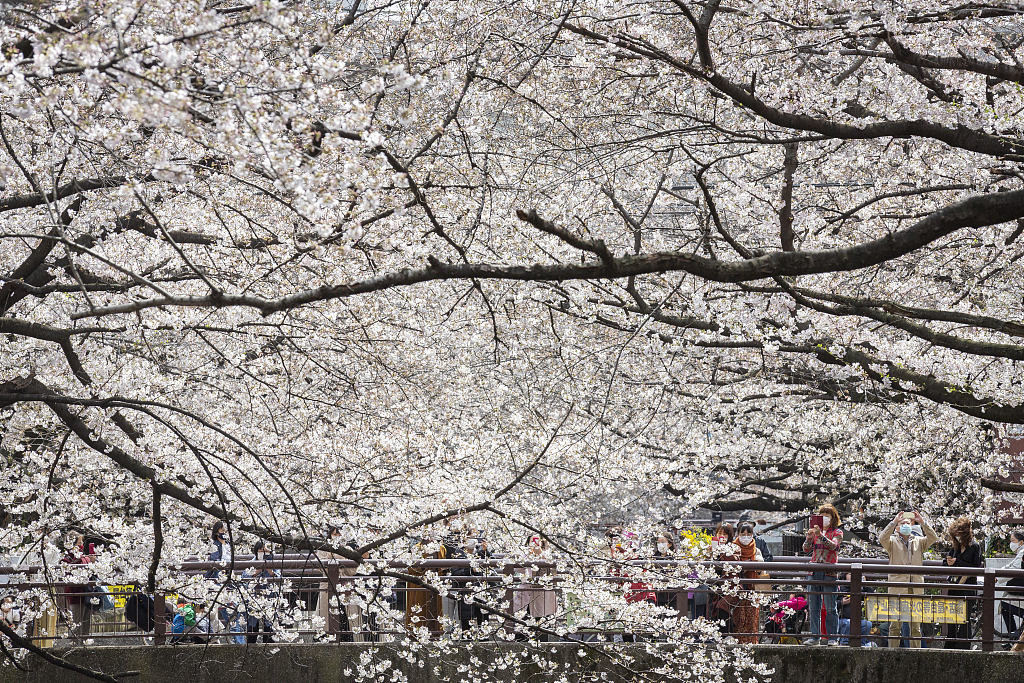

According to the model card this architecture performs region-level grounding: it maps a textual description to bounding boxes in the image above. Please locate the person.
[802,504,843,645]
[708,523,749,639]
[59,532,94,638]
[730,522,764,644]
[206,521,231,579]
[191,603,214,644]
[764,593,807,643]
[653,534,677,610]
[171,597,196,643]
[943,517,982,649]
[511,534,556,640]
[318,526,365,641]
[451,534,492,634]
[878,509,939,648]
[752,522,773,563]
[1,593,20,630]
[405,532,442,635]
[440,525,468,636]
[1000,530,1024,647]
[244,540,279,643]
[837,572,873,646]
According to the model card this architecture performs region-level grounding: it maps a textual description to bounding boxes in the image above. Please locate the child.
[764,593,807,643]
[171,597,196,642]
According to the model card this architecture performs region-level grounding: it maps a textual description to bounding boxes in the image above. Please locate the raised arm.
[916,512,939,550]
[878,516,898,554]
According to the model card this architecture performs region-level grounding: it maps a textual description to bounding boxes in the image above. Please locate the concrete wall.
[2,643,1023,683]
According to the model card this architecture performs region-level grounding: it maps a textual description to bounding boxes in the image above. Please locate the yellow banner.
[865,594,967,624]
[105,585,136,609]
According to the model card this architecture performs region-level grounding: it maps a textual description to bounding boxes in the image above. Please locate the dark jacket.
[755,536,773,563]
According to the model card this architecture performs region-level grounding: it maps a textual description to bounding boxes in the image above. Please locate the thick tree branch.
[68,189,1024,319]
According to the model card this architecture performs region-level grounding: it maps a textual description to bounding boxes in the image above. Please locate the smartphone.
[902,512,915,520]
[809,515,824,530]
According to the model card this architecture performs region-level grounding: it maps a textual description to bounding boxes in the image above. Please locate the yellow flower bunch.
[676,529,713,559]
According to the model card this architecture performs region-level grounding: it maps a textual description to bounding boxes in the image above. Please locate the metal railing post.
[676,585,688,620]
[327,564,341,642]
[981,567,995,652]
[154,592,166,645]
[503,562,515,614]
[849,564,863,648]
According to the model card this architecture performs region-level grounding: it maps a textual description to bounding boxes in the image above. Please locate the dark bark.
[70,188,1024,319]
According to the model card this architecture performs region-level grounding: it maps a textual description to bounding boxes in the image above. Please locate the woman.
[731,522,764,644]
[512,535,557,621]
[59,533,93,638]
[943,517,982,649]
[205,521,231,579]
[802,504,843,645]
[709,524,748,636]
[404,531,446,635]
[1000,530,1024,646]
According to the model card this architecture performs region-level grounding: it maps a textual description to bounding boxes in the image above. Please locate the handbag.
[754,571,773,594]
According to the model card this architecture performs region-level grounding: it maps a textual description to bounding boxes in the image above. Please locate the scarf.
[739,537,757,578]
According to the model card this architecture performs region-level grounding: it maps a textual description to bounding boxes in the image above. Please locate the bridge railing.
[1,557,1022,650]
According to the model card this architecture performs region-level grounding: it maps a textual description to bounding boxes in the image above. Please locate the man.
[878,510,938,648]
[837,572,873,646]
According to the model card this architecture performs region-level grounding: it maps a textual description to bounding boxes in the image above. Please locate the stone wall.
[1,643,1022,683]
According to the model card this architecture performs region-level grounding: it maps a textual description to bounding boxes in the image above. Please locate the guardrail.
[1,557,1022,651]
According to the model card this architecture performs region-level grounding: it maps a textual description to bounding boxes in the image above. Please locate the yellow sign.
[105,585,136,609]
[865,594,967,624]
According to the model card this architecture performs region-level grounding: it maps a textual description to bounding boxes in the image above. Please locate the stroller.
[763,595,808,644]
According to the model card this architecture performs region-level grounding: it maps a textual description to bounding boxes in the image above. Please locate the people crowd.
[2,512,1024,649]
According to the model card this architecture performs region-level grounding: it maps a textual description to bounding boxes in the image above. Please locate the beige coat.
[878,519,939,589]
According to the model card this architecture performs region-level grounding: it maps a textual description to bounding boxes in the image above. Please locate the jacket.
[1004,549,1024,596]
[878,519,939,585]
[755,536,773,563]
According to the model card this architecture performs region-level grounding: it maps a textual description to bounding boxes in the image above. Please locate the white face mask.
[821,517,831,529]
[737,535,753,546]
[657,543,669,553]
[1011,541,1022,553]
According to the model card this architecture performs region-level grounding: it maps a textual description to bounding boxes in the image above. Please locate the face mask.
[737,535,753,546]
[821,517,831,529]
[1011,541,1021,553]
[899,524,912,536]
[657,543,669,553]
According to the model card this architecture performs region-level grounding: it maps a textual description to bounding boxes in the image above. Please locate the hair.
[715,523,735,543]
[253,540,266,553]
[736,522,755,536]
[1011,529,1024,544]
[211,521,225,540]
[818,504,841,529]
[947,517,973,552]
[328,526,343,537]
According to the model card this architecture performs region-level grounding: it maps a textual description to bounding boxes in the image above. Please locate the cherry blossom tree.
[1,0,1023,679]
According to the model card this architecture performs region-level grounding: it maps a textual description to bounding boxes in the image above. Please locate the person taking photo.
[878,510,939,648]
